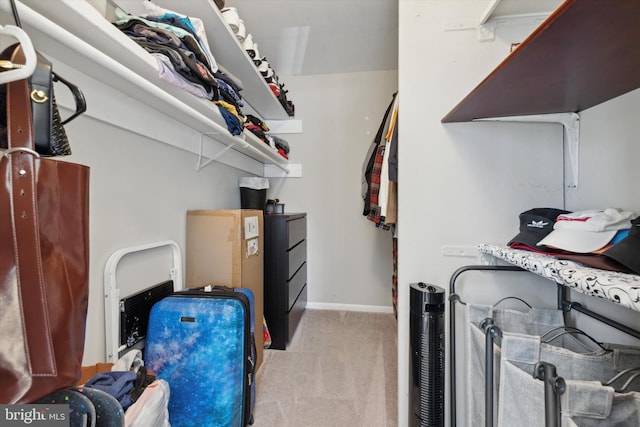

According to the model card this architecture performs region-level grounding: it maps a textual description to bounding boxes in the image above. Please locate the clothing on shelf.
[242,115,291,159]
[112,3,290,158]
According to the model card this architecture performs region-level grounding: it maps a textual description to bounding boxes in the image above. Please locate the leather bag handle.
[5,78,57,376]
[7,0,87,124]
[53,71,87,125]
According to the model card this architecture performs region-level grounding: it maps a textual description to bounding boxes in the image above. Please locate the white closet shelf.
[13,0,294,175]
[479,244,640,313]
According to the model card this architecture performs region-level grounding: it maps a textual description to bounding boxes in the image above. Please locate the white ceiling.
[225,0,563,77]
[224,0,398,76]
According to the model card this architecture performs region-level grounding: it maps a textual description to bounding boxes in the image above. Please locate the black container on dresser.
[264,213,307,350]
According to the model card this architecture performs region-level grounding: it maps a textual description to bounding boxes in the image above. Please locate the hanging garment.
[388,113,398,183]
[361,93,399,310]
[366,94,398,229]
[380,110,399,225]
[378,109,394,218]
[367,143,388,229]
[362,92,396,216]
[385,181,397,225]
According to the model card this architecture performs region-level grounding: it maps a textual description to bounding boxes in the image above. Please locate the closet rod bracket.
[196,133,249,171]
[475,112,580,190]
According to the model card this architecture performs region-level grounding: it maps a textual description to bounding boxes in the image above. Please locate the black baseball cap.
[508,208,571,248]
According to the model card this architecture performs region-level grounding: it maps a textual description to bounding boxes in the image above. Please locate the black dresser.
[264,213,307,350]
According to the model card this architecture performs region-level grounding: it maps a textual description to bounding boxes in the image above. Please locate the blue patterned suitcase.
[145,288,255,427]
[201,286,257,422]
[230,287,257,420]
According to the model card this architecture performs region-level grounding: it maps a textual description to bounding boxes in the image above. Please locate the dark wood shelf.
[442,0,640,123]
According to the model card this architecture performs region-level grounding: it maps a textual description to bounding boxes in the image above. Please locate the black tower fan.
[410,282,445,427]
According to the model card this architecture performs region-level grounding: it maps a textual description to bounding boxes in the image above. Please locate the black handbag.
[0,0,86,156]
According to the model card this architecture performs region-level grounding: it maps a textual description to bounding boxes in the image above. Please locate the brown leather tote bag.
[0,71,90,403]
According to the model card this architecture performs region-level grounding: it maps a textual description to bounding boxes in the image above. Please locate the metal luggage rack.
[103,240,184,363]
[448,263,640,427]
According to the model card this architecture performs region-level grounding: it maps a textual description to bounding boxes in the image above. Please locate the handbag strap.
[52,72,87,125]
[6,77,57,376]
[9,0,21,27]
[7,0,87,127]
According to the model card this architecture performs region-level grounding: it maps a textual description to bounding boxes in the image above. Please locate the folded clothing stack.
[244,114,291,159]
[113,3,248,137]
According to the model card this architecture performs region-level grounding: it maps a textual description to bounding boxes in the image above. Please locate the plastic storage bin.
[238,177,269,210]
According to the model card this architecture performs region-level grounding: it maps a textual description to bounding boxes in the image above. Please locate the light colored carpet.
[252,309,398,427]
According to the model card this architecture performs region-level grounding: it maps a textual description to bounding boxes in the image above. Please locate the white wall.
[63,110,247,364]
[268,70,399,309]
[398,1,640,426]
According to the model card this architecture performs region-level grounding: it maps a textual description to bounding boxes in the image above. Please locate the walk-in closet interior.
[2,0,640,426]
[0,0,399,425]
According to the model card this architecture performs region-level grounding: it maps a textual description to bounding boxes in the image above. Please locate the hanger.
[0,25,37,84]
[493,296,532,309]
[540,326,610,353]
[603,367,640,393]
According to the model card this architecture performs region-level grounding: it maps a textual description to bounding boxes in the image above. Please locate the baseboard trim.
[306,302,394,314]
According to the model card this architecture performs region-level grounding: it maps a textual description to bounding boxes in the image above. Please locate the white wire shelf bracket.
[197,133,249,171]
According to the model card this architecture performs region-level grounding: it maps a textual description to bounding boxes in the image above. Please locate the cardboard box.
[186,210,264,370]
